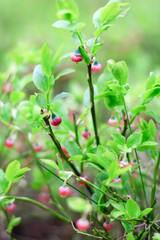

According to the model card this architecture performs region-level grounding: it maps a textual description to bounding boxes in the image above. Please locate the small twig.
[87,64,100,146]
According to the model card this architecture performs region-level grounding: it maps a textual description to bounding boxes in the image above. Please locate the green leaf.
[149,119,156,139]
[55,68,75,81]
[41,43,52,77]
[0,169,10,194]
[59,170,73,180]
[40,159,59,170]
[35,94,47,109]
[91,42,104,54]
[112,133,125,147]
[100,2,120,25]
[146,111,160,123]
[146,72,156,90]
[111,209,124,218]
[69,155,83,162]
[126,233,135,240]
[56,0,79,22]
[131,105,146,116]
[52,20,84,31]
[79,106,90,120]
[6,160,30,183]
[78,46,90,65]
[153,233,160,240]
[94,24,111,37]
[6,215,21,234]
[67,197,91,213]
[33,65,49,92]
[137,141,157,152]
[1,103,11,123]
[93,7,103,28]
[139,208,152,218]
[126,132,142,149]
[142,87,160,104]
[65,140,82,156]
[121,221,132,233]
[10,91,25,103]
[51,92,72,103]
[125,199,141,218]
[112,61,129,85]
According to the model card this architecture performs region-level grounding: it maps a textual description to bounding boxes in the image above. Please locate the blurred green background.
[0,0,160,100]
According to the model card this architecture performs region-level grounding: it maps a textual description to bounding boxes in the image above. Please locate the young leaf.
[93,7,103,28]
[51,92,72,103]
[41,43,52,76]
[126,132,142,149]
[142,87,160,104]
[91,42,104,54]
[52,20,71,30]
[56,0,79,22]
[100,2,120,25]
[112,133,125,147]
[0,169,10,194]
[65,140,82,156]
[35,94,47,109]
[146,72,156,90]
[139,208,152,218]
[40,159,59,171]
[126,233,135,240]
[125,199,141,218]
[112,61,129,85]
[33,65,49,92]
[131,105,146,116]
[55,68,75,81]
[6,160,30,183]
[6,215,21,234]
[1,103,11,123]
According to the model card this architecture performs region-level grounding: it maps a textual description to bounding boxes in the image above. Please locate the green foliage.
[6,160,30,184]
[67,197,91,213]
[56,0,79,22]
[41,43,52,77]
[33,65,49,92]
[6,215,21,234]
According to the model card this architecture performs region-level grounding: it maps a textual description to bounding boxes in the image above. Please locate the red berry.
[61,145,70,158]
[71,54,83,63]
[78,176,88,186]
[58,186,71,198]
[76,218,90,232]
[6,202,16,213]
[50,114,62,126]
[5,139,14,148]
[33,144,42,152]
[108,117,118,127]
[81,129,91,140]
[38,193,50,204]
[71,49,83,63]
[103,222,113,232]
[112,178,122,183]
[91,61,102,72]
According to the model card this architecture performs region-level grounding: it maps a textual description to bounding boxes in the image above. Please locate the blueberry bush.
[0,0,160,239]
